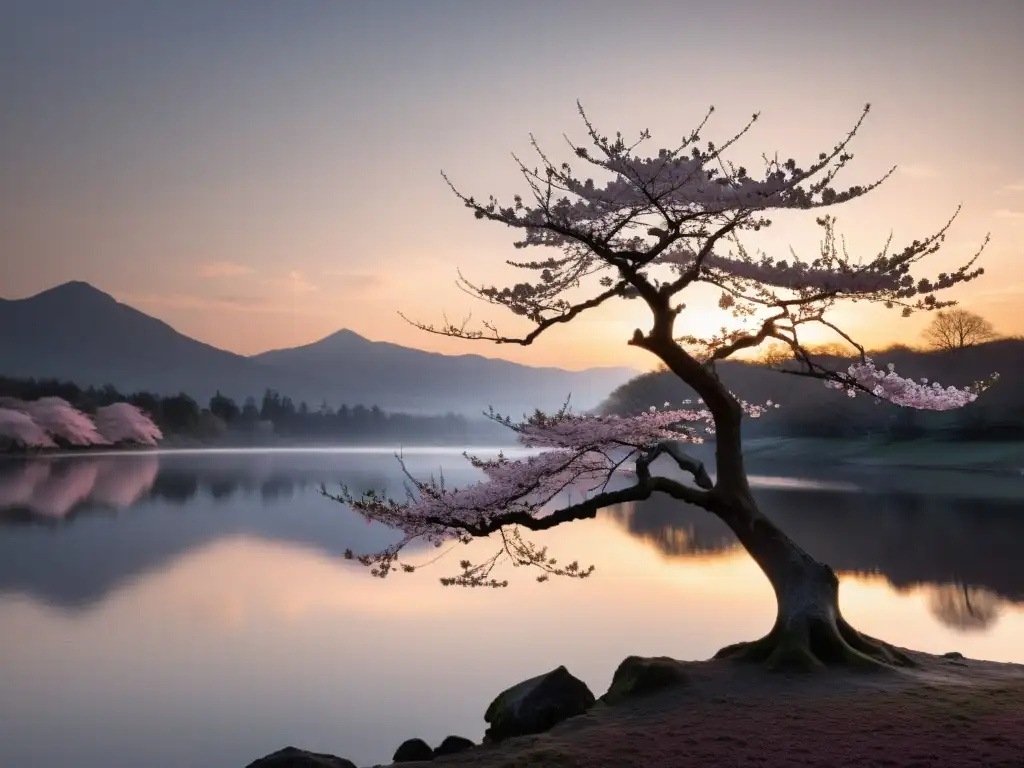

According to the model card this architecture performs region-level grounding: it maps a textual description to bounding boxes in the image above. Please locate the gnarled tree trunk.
[646,326,916,672]
[710,493,915,672]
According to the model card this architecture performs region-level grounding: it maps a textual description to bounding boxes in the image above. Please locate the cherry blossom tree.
[94,402,163,445]
[0,407,58,449]
[6,397,108,446]
[324,103,996,672]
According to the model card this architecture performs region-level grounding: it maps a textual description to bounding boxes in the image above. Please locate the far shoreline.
[6,435,1024,474]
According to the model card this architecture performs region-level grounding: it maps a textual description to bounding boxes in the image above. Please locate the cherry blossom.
[0,398,164,450]
[825,359,997,410]
[12,397,107,446]
[94,403,163,445]
[0,407,57,449]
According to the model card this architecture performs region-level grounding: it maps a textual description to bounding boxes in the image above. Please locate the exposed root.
[714,615,916,673]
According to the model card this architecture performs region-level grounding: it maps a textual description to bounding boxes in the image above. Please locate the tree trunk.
[711,495,916,672]
[643,332,915,671]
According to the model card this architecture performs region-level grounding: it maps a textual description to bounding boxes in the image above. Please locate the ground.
[385,651,1024,768]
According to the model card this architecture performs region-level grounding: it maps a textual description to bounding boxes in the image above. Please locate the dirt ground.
[389,651,1024,768]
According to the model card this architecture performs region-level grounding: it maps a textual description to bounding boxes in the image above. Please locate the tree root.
[714,615,917,673]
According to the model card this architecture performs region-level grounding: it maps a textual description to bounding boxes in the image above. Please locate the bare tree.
[922,308,997,351]
[327,102,996,672]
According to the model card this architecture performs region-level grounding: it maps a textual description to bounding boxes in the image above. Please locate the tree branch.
[397,281,629,346]
[707,311,788,363]
[637,440,714,489]
[423,472,714,538]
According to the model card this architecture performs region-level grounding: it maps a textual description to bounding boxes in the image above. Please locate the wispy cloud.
[321,270,384,289]
[897,164,939,180]
[263,271,319,295]
[197,261,254,278]
[1000,182,1024,193]
[120,293,279,312]
[993,209,1023,219]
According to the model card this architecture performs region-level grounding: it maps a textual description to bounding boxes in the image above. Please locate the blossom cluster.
[0,397,162,449]
[341,400,770,541]
[825,359,996,411]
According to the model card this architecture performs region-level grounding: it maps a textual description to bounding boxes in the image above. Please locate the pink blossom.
[339,402,765,548]
[18,397,108,446]
[94,403,163,445]
[825,358,995,410]
[0,408,57,449]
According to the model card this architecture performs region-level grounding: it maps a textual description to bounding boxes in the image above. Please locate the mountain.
[251,329,637,414]
[0,281,313,404]
[0,282,637,414]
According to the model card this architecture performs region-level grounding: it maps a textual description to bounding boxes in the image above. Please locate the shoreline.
[6,436,1024,468]
[254,650,1024,768]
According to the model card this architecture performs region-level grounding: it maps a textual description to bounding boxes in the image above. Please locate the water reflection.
[0,451,489,609]
[1,450,1023,768]
[609,485,1024,632]
[2,452,1023,633]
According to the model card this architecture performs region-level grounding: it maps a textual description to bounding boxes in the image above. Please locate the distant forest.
[600,339,1024,442]
[0,376,478,444]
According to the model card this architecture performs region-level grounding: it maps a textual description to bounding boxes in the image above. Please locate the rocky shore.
[245,650,1024,768]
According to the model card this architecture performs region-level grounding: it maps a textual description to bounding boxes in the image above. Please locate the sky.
[1,0,1022,371]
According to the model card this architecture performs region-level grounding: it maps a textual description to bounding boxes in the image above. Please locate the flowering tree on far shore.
[323,103,995,672]
[94,402,165,445]
[0,398,162,449]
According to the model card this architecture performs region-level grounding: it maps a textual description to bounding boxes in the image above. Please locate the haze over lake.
[2,448,1023,768]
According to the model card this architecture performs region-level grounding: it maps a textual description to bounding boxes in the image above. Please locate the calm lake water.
[2,448,1023,768]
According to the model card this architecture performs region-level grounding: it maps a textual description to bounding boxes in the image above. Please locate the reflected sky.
[1,450,1023,768]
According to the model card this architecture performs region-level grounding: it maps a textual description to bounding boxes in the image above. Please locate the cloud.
[263,270,319,295]
[197,261,254,278]
[993,209,1023,219]
[321,270,384,289]
[897,165,938,180]
[1000,182,1024,193]
[121,293,281,313]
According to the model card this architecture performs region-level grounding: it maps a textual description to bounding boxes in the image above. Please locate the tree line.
[0,376,470,442]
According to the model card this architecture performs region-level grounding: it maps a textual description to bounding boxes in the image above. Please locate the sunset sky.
[2,0,1022,371]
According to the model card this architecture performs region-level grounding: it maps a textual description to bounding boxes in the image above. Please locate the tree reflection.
[0,454,396,521]
[928,583,1003,632]
[606,482,1024,630]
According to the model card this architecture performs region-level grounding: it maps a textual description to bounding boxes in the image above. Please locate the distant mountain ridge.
[0,282,637,415]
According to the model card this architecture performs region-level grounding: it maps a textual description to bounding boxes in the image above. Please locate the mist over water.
[1,449,1023,768]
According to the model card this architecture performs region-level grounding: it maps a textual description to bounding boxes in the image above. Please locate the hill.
[0,282,636,415]
[252,329,636,415]
[600,339,1024,440]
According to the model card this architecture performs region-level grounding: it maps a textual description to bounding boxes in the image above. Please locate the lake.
[2,448,1023,768]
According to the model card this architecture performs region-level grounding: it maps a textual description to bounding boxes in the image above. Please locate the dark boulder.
[432,735,475,757]
[245,746,356,768]
[601,655,690,705]
[393,737,434,762]
[483,665,595,743]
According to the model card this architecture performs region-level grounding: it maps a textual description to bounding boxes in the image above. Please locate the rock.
[432,735,475,757]
[483,665,595,743]
[245,746,357,768]
[943,651,965,660]
[601,655,690,705]
[392,738,434,762]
